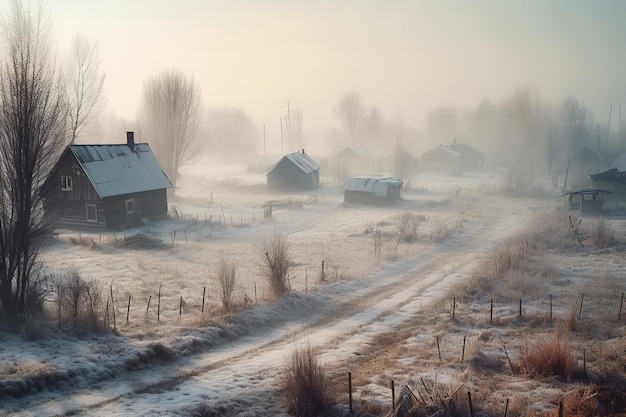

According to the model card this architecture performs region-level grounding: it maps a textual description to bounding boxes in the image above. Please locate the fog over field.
[21,0,626,173]
[1,1,626,416]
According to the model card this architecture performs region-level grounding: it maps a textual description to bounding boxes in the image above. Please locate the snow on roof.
[268,151,320,174]
[344,176,402,197]
[609,153,626,172]
[70,143,172,198]
[340,144,373,159]
[422,145,463,159]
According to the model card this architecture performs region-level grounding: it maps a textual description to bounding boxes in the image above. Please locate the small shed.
[266,149,320,191]
[564,189,612,215]
[343,176,403,205]
[43,132,172,230]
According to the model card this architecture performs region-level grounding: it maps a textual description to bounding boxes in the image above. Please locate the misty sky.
[5,0,626,133]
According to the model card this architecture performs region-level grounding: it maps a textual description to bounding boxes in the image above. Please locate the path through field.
[8,191,541,416]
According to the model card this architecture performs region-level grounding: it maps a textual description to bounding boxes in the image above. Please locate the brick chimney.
[127,131,135,152]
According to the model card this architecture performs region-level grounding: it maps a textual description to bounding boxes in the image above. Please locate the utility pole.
[280,117,283,155]
[285,100,291,150]
[607,104,613,148]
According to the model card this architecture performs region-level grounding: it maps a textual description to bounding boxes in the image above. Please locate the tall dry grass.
[217,256,237,310]
[520,326,576,380]
[256,230,291,300]
[281,342,334,417]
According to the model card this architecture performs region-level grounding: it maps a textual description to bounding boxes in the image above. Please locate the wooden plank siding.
[44,147,170,230]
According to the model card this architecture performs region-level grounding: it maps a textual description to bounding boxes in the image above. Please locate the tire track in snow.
[11,198,535,417]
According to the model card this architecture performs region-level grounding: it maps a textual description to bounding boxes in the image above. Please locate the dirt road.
[6,194,538,416]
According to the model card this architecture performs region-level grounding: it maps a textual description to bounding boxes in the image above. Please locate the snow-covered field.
[1,166,625,416]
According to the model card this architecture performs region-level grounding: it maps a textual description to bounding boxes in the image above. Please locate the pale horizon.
[3,0,625,144]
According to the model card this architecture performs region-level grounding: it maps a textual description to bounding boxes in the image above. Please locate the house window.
[85,204,97,223]
[61,175,73,191]
[125,199,135,214]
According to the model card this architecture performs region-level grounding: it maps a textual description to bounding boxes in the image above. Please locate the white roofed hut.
[343,176,403,205]
[43,132,172,230]
[266,149,320,192]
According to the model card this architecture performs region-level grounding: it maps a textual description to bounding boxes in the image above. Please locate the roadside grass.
[331,206,626,416]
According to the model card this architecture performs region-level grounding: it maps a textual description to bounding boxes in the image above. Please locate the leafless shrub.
[256,230,291,300]
[520,326,576,380]
[281,342,334,417]
[56,268,106,333]
[586,217,616,248]
[217,256,237,310]
[394,212,424,244]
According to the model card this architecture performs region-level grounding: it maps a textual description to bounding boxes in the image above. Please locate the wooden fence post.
[578,293,585,321]
[202,286,206,313]
[452,296,456,320]
[126,295,131,324]
[110,284,116,331]
[157,284,161,322]
[348,371,353,413]
[391,380,395,411]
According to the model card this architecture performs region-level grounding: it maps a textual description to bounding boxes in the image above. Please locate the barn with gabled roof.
[266,149,320,191]
[43,132,172,230]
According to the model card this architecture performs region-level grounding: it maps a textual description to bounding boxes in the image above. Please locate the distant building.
[421,145,463,174]
[266,149,320,191]
[43,132,172,230]
[421,141,483,173]
[449,142,484,170]
[337,144,375,175]
[589,153,626,212]
[343,176,403,205]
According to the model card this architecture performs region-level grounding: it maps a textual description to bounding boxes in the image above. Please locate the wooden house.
[43,132,172,230]
[266,149,320,191]
[421,145,463,173]
[449,142,484,170]
[343,176,402,205]
[589,153,626,212]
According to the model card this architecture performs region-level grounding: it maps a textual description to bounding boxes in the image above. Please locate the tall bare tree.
[65,34,105,143]
[0,0,67,317]
[139,71,203,192]
[335,91,365,144]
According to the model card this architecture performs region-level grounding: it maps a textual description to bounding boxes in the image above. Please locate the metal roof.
[339,144,373,159]
[344,176,402,197]
[268,151,320,174]
[69,143,172,198]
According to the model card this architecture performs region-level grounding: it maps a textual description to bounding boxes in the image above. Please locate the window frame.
[125,199,136,214]
[85,203,97,223]
[61,175,73,191]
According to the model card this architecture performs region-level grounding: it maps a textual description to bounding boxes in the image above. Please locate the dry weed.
[281,341,335,417]
[520,326,576,380]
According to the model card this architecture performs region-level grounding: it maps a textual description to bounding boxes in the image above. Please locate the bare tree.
[0,0,67,317]
[65,34,105,143]
[335,91,365,144]
[139,71,203,192]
